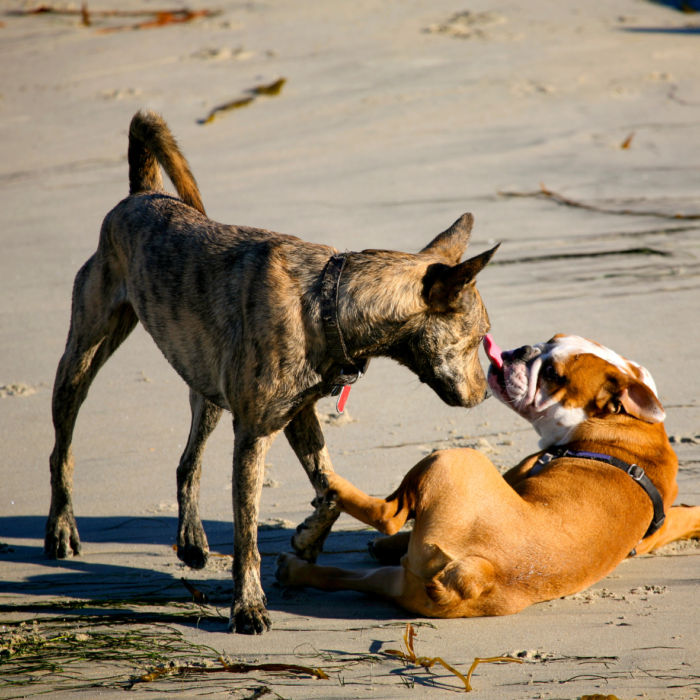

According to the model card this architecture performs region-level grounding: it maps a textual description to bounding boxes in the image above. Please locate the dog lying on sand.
[276,334,700,618]
[45,110,498,633]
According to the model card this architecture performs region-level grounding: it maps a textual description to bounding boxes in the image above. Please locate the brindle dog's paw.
[229,605,272,635]
[177,518,209,569]
[291,491,340,563]
[45,513,81,559]
[176,542,209,570]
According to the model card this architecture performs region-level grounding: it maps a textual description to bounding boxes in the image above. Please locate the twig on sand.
[498,182,700,220]
[137,657,330,685]
[180,577,209,605]
[385,623,523,692]
[200,79,286,124]
[201,96,255,123]
[252,78,286,96]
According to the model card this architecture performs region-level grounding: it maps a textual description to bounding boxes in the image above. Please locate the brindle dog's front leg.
[176,389,223,569]
[230,425,273,634]
[284,404,341,563]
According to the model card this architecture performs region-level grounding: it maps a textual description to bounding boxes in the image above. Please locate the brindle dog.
[45,110,497,634]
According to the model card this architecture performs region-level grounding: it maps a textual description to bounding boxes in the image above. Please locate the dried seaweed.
[499,182,700,220]
[620,132,635,149]
[463,656,523,691]
[13,5,220,32]
[253,78,286,96]
[385,623,522,692]
[0,617,221,695]
[0,608,333,697]
[96,10,217,34]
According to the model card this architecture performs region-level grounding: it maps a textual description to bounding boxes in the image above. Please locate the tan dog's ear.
[425,244,500,311]
[617,380,666,424]
[420,213,474,263]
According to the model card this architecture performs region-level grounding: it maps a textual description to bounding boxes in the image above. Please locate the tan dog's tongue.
[484,334,503,369]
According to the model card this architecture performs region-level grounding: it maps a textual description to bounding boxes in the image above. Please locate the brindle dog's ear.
[420,213,474,264]
[425,244,500,311]
[617,380,666,424]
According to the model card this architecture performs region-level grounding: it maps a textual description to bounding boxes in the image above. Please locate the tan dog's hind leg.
[631,505,700,556]
[176,389,223,569]
[276,555,408,597]
[369,532,412,564]
[275,547,498,619]
[46,253,137,559]
[276,450,523,618]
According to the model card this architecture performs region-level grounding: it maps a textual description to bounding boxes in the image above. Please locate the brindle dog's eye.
[544,364,559,382]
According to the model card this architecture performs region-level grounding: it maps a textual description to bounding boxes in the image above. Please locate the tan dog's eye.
[608,400,622,414]
[544,364,560,382]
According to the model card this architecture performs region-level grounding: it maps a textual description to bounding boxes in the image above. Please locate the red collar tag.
[336,385,352,413]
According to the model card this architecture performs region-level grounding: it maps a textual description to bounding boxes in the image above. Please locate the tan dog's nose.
[503,344,538,365]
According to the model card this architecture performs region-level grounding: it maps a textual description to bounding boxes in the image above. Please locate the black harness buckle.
[627,464,644,481]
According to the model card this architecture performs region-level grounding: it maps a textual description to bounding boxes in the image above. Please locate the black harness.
[528,446,666,544]
[319,253,369,397]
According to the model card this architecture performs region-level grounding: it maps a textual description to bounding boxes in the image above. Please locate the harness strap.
[320,252,369,387]
[528,447,665,540]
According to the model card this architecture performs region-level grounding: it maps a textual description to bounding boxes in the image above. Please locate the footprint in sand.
[0,383,36,398]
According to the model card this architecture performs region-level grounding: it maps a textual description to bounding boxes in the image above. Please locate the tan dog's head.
[484,334,665,448]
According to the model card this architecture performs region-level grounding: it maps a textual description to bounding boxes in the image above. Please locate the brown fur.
[275,349,700,619]
[45,110,496,634]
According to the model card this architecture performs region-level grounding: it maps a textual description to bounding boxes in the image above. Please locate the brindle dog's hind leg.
[46,252,138,559]
[176,389,223,569]
[284,404,341,563]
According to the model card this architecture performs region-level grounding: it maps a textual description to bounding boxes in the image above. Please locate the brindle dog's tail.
[128,110,206,216]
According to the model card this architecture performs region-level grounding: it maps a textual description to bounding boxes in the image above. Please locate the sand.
[1,0,700,697]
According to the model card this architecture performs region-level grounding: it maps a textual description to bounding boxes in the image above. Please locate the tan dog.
[276,334,700,618]
[46,110,497,633]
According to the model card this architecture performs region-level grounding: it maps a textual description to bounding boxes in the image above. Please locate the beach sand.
[1,0,699,697]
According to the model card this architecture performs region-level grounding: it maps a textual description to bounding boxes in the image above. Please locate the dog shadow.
[620,25,700,33]
[0,515,408,626]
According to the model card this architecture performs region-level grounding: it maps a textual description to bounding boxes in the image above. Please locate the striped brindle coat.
[46,110,497,634]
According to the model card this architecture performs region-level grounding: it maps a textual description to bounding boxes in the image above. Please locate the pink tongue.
[483,334,503,370]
